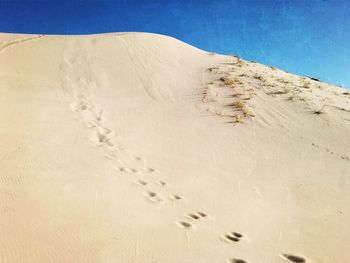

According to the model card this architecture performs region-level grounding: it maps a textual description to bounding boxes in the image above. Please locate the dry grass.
[233,100,254,117]
[277,78,290,84]
[207,67,219,72]
[225,92,244,98]
[234,115,244,123]
[254,74,265,82]
[230,55,243,66]
[219,76,242,86]
[302,81,311,89]
[267,90,289,96]
[285,92,306,102]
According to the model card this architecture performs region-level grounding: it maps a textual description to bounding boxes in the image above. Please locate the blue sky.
[0,0,349,88]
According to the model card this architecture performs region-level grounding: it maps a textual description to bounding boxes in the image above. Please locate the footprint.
[135,180,147,186]
[186,211,208,220]
[224,235,240,242]
[177,221,192,229]
[281,254,306,263]
[232,232,243,238]
[116,167,138,173]
[147,191,156,197]
[223,232,244,243]
[228,258,248,263]
[71,100,88,112]
[341,155,350,161]
[144,191,164,203]
[94,129,114,146]
[187,213,201,220]
[117,167,126,172]
[169,195,182,201]
[197,211,207,218]
[156,181,166,186]
[144,167,156,173]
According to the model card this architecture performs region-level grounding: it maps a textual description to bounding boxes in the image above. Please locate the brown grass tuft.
[254,74,265,82]
[267,90,289,96]
[219,76,242,86]
[234,100,254,117]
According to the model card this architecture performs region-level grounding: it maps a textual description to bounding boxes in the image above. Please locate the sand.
[0,32,349,263]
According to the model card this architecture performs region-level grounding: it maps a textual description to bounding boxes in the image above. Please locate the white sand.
[0,32,349,263]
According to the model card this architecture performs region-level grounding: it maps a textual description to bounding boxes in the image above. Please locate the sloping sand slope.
[0,33,349,263]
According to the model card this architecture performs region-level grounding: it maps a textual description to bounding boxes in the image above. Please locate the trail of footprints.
[63,50,310,263]
[62,48,157,175]
[134,178,182,204]
[63,47,185,205]
[311,141,349,161]
[177,211,208,229]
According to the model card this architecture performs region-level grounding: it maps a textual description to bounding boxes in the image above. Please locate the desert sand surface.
[1,32,349,263]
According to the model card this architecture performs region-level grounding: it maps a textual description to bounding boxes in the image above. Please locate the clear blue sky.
[0,0,349,88]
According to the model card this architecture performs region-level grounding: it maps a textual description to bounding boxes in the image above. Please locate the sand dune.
[0,32,349,263]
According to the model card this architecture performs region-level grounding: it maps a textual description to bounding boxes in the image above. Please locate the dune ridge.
[0,32,349,263]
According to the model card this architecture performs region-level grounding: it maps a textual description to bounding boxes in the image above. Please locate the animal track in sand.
[186,211,208,220]
[176,211,207,229]
[62,51,156,177]
[341,155,350,161]
[116,167,139,173]
[135,180,147,186]
[156,180,166,186]
[143,167,156,173]
[223,232,244,243]
[169,195,182,201]
[311,142,349,161]
[281,254,306,263]
[177,221,193,229]
[228,258,249,263]
[187,213,201,220]
[144,191,164,203]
